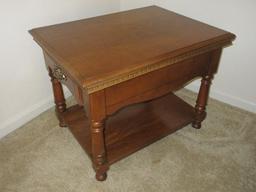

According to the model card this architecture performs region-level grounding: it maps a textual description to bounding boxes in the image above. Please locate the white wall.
[0,0,120,138]
[121,0,256,113]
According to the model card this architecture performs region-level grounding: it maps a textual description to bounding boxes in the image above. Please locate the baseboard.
[186,83,256,114]
[0,90,71,139]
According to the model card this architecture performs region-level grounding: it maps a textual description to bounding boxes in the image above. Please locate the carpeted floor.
[0,89,255,192]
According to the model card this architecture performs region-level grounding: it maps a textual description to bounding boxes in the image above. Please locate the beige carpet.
[1,89,255,192]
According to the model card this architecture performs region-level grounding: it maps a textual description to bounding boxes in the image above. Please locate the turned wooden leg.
[91,120,108,181]
[86,90,109,181]
[49,68,67,127]
[192,75,213,129]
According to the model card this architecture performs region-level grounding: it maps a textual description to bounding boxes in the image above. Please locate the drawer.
[105,53,210,108]
[43,52,84,105]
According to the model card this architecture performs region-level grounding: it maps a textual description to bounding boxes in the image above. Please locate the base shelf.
[62,93,195,165]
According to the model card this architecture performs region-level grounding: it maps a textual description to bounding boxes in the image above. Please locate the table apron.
[105,52,211,115]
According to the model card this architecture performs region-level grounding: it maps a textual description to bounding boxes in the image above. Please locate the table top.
[30,6,235,91]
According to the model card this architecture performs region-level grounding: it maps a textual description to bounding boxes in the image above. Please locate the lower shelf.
[62,93,195,165]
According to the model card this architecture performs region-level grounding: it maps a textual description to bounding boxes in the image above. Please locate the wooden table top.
[30,6,235,92]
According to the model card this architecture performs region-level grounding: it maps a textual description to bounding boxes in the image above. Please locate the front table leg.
[91,120,108,181]
[86,90,109,181]
[48,68,67,127]
[192,75,213,129]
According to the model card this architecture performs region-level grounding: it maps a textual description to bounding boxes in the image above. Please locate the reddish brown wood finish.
[44,52,84,105]
[86,90,109,181]
[48,68,67,127]
[192,75,213,129]
[63,93,194,164]
[29,6,235,89]
[192,49,222,128]
[105,54,210,115]
[30,6,235,181]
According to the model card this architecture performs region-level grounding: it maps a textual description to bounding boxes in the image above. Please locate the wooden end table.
[30,6,235,181]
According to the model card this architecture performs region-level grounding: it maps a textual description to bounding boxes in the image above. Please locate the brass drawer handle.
[53,66,67,81]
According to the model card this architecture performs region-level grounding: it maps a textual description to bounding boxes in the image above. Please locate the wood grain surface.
[30,6,235,92]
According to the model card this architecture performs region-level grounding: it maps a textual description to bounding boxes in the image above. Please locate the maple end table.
[30,6,235,181]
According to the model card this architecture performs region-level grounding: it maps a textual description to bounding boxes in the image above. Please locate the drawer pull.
[53,66,67,81]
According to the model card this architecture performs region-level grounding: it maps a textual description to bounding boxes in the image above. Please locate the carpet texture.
[1,89,255,192]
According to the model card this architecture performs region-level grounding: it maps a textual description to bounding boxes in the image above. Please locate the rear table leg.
[192,75,213,129]
[49,68,67,127]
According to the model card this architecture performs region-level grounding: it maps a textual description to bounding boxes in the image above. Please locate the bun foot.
[59,122,67,127]
[192,122,201,129]
[96,172,107,181]
[57,115,67,127]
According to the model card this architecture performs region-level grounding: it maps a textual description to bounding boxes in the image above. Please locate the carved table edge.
[85,40,232,94]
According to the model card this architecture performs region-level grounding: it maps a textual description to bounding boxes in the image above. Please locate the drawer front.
[43,52,84,105]
[105,53,210,108]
